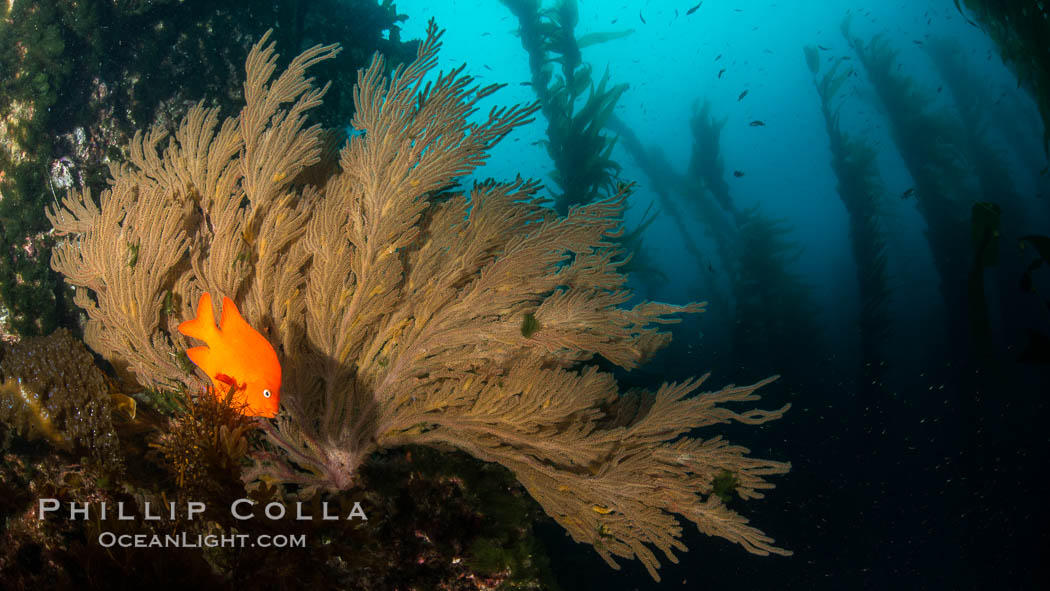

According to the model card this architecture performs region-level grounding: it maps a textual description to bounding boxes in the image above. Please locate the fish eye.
[263,389,272,398]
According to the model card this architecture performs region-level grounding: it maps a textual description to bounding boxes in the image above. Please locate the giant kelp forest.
[1,1,1050,590]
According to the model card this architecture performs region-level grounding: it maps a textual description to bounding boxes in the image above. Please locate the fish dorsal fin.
[219,296,251,334]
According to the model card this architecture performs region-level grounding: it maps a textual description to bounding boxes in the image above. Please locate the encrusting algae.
[0,329,121,467]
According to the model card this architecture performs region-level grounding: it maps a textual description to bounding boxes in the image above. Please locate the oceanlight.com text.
[97,532,306,549]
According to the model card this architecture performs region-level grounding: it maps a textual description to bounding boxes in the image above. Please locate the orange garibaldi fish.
[177,292,282,418]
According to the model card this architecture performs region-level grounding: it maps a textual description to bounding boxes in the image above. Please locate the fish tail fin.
[185,345,218,379]
[178,292,218,342]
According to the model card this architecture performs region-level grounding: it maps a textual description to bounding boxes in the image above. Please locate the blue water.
[397,0,1046,364]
